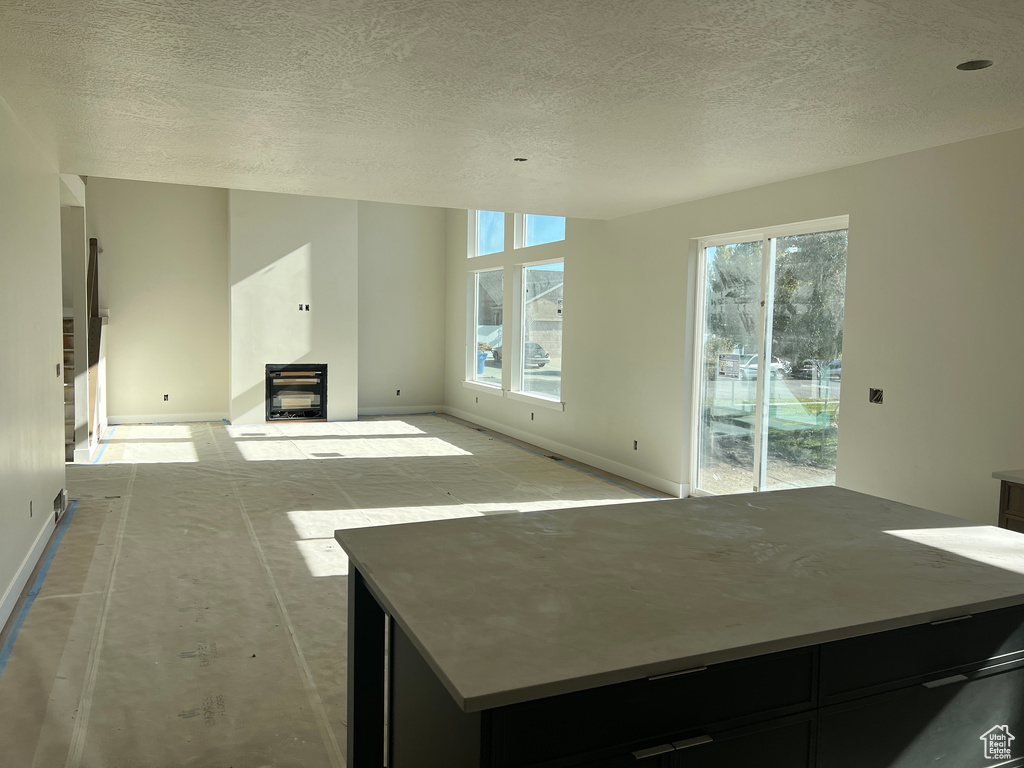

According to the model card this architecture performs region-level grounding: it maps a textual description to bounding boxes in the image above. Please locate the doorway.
[691,218,848,495]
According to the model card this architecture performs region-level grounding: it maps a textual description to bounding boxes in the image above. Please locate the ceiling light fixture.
[513,157,528,162]
[956,59,993,71]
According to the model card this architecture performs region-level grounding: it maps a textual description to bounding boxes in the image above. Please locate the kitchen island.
[336,486,1024,767]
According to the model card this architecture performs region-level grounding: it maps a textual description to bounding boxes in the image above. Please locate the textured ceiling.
[1,0,1022,219]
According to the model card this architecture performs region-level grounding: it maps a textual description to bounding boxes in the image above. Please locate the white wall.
[84,183,445,426]
[229,190,359,424]
[87,178,230,423]
[444,213,685,496]
[357,201,447,414]
[0,96,66,630]
[444,128,1024,522]
[60,208,78,310]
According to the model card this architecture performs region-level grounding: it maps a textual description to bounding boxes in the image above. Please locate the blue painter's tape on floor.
[0,499,80,679]
[91,425,114,464]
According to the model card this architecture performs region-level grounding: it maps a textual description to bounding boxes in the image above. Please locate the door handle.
[922,673,968,688]
[632,743,675,760]
[672,735,713,750]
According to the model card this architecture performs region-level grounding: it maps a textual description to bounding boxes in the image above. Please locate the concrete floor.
[0,415,659,767]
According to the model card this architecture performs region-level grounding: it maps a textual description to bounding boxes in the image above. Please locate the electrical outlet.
[633,440,638,451]
[531,412,534,421]
[396,389,401,396]
[56,363,61,377]
[869,388,883,404]
[164,394,169,401]
[475,397,478,403]
[299,303,303,311]
[305,304,310,311]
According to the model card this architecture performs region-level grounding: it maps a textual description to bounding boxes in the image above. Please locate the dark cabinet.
[488,648,815,767]
[569,717,813,768]
[664,717,813,768]
[355,567,1024,768]
[819,663,1024,767]
[999,479,1024,533]
[820,604,1024,703]
[390,616,816,768]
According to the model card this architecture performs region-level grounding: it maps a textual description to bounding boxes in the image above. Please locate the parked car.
[491,342,550,367]
[739,355,791,379]
[793,358,841,379]
[793,358,823,379]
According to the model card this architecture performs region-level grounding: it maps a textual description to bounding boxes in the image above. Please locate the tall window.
[693,219,848,495]
[521,262,563,400]
[473,269,503,386]
[523,214,565,247]
[475,211,505,256]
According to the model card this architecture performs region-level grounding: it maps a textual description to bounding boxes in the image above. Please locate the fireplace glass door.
[266,364,327,421]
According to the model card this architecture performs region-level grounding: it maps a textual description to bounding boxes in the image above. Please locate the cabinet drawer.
[820,603,1024,703]
[488,648,815,767]
[1004,481,1024,515]
[819,663,1024,767]
[666,715,813,768]
[564,715,813,768]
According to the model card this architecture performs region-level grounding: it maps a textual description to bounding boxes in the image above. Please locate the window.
[475,211,505,256]
[465,209,567,406]
[520,262,563,400]
[473,269,503,386]
[523,214,565,247]
[693,218,848,495]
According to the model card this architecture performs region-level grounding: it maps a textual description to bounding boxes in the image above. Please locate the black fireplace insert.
[265,364,327,421]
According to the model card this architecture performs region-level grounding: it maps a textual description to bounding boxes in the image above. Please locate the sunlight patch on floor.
[109,424,195,439]
[294,539,349,578]
[225,420,425,440]
[286,506,468,539]
[466,498,640,514]
[108,442,199,464]
[232,436,471,461]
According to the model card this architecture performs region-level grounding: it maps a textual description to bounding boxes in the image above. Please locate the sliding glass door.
[693,220,848,495]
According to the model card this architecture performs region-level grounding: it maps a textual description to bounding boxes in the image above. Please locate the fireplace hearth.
[266,364,327,421]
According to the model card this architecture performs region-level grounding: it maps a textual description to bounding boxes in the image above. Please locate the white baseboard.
[442,407,685,498]
[0,517,55,634]
[109,412,228,425]
[358,405,443,417]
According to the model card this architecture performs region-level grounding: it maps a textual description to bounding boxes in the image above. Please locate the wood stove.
[265,364,327,421]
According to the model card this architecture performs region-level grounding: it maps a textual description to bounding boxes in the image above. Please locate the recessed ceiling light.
[513,157,528,162]
[956,59,993,71]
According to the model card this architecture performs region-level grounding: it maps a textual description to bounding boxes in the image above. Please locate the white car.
[739,355,791,379]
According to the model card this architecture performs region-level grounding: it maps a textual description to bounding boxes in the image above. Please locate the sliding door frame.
[689,215,849,496]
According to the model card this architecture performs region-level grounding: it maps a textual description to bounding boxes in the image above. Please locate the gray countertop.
[335,486,1024,712]
[993,469,1024,484]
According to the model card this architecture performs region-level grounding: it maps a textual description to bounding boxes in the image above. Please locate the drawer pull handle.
[929,614,973,626]
[923,673,968,688]
[648,665,708,681]
[673,735,714,750]
[632,743,675,760]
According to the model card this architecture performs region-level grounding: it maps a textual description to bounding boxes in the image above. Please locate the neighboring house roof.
[477,325,502,347]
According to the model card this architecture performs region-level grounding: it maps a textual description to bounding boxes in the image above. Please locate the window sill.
[463,380,505,397]
[507,391,564,411]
